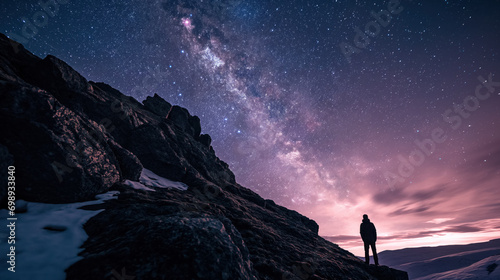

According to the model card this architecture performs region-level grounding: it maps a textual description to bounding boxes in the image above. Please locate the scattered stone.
[487,263,498,275]
[43,225,68,232]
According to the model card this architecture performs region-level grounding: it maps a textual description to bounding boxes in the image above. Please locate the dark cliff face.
[0,33,408,280]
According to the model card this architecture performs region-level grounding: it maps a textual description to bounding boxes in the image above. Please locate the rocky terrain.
[0,33,408,280]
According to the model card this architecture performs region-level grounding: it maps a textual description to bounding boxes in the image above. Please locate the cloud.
[324,222,486,246]
[371,183,446,211]
[410,188,445,201]
[426,218,455,224]
[445,224,483,233]
[372,188,405,205]
[389,205,432,217]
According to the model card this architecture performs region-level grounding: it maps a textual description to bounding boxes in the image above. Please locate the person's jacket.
[360,218,377,243]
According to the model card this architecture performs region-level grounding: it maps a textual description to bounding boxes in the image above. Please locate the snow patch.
[124,168,188,192]
[124,180,156,192]
[0,191,119,280]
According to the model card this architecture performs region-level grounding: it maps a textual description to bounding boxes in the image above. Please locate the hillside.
[0,33,408,280]
[379,239,500,280]
[417,255,500,280]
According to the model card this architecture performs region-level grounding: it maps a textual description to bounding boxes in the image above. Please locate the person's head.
[363,214,368,220]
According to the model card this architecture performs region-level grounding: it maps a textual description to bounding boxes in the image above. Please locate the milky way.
[2,0,500,255]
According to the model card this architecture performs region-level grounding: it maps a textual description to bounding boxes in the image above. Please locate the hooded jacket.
[360,217,377,243]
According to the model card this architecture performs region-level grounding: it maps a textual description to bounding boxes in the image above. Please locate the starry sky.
[2,0,500,256]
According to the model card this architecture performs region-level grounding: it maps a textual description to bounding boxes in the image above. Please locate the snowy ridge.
[0,191,119,280]
[379,239,500,280]
[124,168,188,192]
[416,255,500,280]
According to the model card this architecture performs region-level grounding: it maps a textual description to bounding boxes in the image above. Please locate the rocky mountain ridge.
[0,33,408,280]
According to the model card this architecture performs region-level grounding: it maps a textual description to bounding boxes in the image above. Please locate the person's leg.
[371,242,379,266]
[364,242,370,264]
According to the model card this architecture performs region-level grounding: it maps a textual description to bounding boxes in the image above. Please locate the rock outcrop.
[143,93,172,118]
[0,82,123,202]
[0,33,408,280]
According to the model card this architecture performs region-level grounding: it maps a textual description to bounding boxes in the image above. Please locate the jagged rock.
[189,115,202,138]
[0,33,41,85]
[167,105,190,131]
[1,33,235,190]
[301,215,320,234]
[198,134,212,147]
[3,33,233,188]
[142,93,172,117]
[120,121,234,186]
[167,105,201,138]
[124,123,188,181]
[67,211,257,280]
[21,55,92,94]
[108,140,143,181]
[67,179,408,280]
[0,82,121,203]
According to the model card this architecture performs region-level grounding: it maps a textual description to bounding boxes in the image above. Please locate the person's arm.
[360,224,365,241]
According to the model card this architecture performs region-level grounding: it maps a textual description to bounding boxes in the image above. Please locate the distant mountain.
[416,255,500,280]
[379,239,500,279]
[0,33,408,280]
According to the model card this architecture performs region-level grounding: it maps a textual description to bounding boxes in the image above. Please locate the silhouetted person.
[360,214,379,265]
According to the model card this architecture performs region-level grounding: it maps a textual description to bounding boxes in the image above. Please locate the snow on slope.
[124,168,188,192]
[0,169,187,280]
[400,247,500,279]
[416,254,500,280]
[379,239,500,279]
[0,191,118,280]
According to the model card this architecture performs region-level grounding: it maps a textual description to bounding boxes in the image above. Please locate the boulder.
[142,93,172,118]
[123,123,188,181]
[167,105,201,138]
[198,134,212,147]
[0,82,121,203]
[108,140,143,181]
[188,115,202,138]
[67,207,257,280]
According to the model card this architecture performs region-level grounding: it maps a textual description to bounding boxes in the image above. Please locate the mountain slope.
[0,33,408,280]
[379,239,500,280]
[417,255,500,280]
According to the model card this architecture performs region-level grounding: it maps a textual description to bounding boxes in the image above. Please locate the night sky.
[2,0,500,255]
